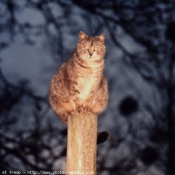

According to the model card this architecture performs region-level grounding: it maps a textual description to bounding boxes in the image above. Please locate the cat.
[49,31,109,144]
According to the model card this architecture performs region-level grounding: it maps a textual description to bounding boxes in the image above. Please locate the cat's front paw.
[69,110,76,115]
[76,106,84,113]
[84,107,93,114]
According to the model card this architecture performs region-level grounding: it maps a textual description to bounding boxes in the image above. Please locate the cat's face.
[76,31,106,60]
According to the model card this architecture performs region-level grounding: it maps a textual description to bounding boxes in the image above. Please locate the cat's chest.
[77,75,99,100]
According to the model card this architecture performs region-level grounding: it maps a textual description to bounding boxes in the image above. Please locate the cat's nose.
[89,51,93,57]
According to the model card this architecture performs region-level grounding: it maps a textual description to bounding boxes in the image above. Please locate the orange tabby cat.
[49,31,109,143]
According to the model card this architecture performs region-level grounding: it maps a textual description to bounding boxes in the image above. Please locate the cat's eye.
[84,46,88,50]
[94,47,98,51]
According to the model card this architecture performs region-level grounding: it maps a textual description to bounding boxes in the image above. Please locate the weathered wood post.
[66,113,97,175]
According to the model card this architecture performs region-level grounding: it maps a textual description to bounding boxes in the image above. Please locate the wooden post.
[66,113,97,175]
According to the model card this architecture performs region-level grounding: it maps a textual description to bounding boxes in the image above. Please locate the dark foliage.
[139,146,159,166]
[119,96,138,116]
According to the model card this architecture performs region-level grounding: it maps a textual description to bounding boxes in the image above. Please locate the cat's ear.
[98,33,105,44]
[79,31,88,40]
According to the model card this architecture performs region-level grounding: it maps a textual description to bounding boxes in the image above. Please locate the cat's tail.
[97,131,110,144]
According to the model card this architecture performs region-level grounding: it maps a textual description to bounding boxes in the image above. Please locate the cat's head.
[76,31,106,60]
